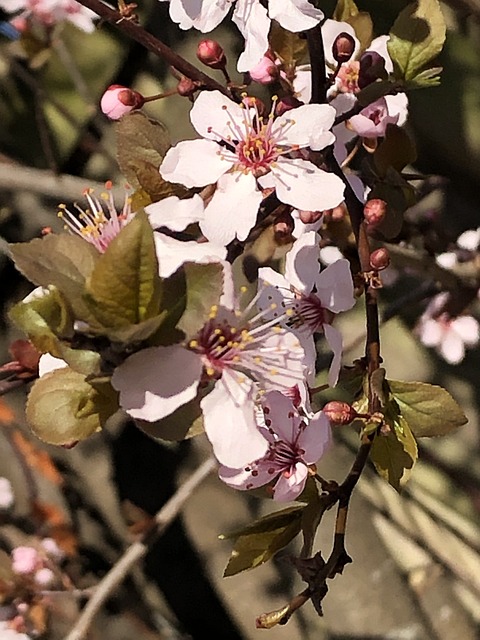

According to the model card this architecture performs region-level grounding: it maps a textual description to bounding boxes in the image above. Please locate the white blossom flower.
[0,477,14,510]
[160,90,344,246]
[0,622,31,640]
[219,390,331,501]
[164,0,323,71]
[416,293,479,365]
[0,0,97,32]
[258,231,356,386]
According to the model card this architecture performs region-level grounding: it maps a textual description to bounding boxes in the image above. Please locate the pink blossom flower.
[0,0,96,32]
[100,85,145,120]
[416,293,479,365]
[258,231,356,387]
[249,54,279,84]
[348,97,399,139]
[11,547,40,575]
[160,90,343,246]
[218,390,331,501]
[0,622,31,640]
[0,477,14,510]
[57,183,133,253]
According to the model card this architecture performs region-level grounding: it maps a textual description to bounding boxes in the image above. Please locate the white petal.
[233,0,270,72]
[218,462,273,490]
[273,463,309,501]
[436,252,458,270]
[272,158,345,212]
[38,354,67,377]
[439,331,465,365]
[200,171,262,245]
[261,329,306,391]
[298,411,332,464]
[269,0,323,33]
[367,35,393,73]
[385,93,409,127]
[190,0,231,31]
[146,194,204,231]
[315,259,355,313]
[273,103,336,150]
[285,231,319,294]
[201,380,268,467]
[112,346,202,421]
[324,323,343,388]
[153,232,226,278]
[190,90,246,141]
[451,316,480,345]
[160,139,228,188]
[457,228,480,251]
[322,19,359,66]
[257,267,294,320]
[262,390,302,442]
[292,65,311,104]
[418,318,443,347]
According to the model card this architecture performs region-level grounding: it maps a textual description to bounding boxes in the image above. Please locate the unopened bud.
[9,340,40,373]
[242,95,267,117]
[249,54,278,84]
[100,85,144,120]
[273,210,295,241]
[197,39,226,69]
[299,210,323,225]
[275,95,303,116]
[369,247,390,271]
[177,76,197,97]
[358,51,386,89]
[323,401,357,426]
[363,198,387,227]
[333,32,356,64]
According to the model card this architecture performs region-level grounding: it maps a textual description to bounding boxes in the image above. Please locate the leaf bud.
[332,32,356,64]
[363,198,387,227]
[176,76,198,97]
[196,39,226,69]
[369,247,390,271]
[100,85,145,120]
[323,401,357,426]
[274,95,303,116]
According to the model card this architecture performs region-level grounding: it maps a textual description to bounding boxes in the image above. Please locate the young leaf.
[221,506,305,576]
[388,379,468,437]
[177,262,224,337]
[84,210,163,330]
[26,368,118,446]
[370,415,417,492]
[333,0,373,51]
[269,22,309,66]
[387,0,446,83]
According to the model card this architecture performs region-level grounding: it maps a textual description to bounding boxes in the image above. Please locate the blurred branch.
[64,456,216,640]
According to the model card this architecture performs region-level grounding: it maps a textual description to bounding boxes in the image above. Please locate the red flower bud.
[369,247,390,271]
[100,85,144,120]
[364,198,387,227]
[196,39,226,69]
[323,401,357,426]
[333,32,356,64]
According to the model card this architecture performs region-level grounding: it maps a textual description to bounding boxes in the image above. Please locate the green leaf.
[221,506,304,576]
[388,379,468,437]
[374,124,417,177]
[84,211,163,330]
[407,66,443,88]
[10,234,99,321]
[387,0,446,83]
[26,367,118,446]
[269,22,309,66]
[177,262,224,337]
[115,111,186,201]
[370,413,417,492]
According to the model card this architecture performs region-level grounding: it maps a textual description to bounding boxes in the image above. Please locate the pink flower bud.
[249,55,278,84]
[196,39,226,69]
[177,76,197,97]
[323,401,357,426]
[364,199,387,227]
[12,547,40,575]
[275,95,303,117]
[370,248,390,271]
[333,32,356,64]
[100,85,144,120]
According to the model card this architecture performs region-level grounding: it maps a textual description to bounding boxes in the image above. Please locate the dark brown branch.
[306,24,328,105]
[75,0,229,96]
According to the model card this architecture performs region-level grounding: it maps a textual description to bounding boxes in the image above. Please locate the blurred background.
[0,0,479,638]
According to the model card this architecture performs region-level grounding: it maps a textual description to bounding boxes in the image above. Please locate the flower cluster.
[0,0,97,32]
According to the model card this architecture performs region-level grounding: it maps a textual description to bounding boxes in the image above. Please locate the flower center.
[236,131,278,172]
[291,294,335,333]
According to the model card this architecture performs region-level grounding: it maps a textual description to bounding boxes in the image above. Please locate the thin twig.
[64,456,216,640]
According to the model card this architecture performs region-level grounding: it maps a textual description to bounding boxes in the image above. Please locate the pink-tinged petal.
[273,104,336,150]
[201,380,268,467]
[261,330,306,392]
[233,0,270,72]
[269,0,323,33]
[323,324,343,388]
[112,346,202,421]
[38,354,67,377]
[273,462,309,501]
[153,232,226,278]
[262,390,302,442]
[451,316,480,345]
[190,0,231,31]
[167,0,196,29]
[298,334,317,384]
[160,139,228,188]
[218,462,273,491]
[349,98,399,138]
[298,412,331,463]
[439,330,465,365]
[418,318,443,347]
[190,90,245,140]
[272,158,345,212]
[146,194,204,232]
[285,231,319,293]
[315,259,355,313]
[200,171,262,245]
[322,19,359,66]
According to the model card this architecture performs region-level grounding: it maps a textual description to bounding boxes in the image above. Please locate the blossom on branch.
[159,90,344,245]
[0,0,97,32]
[219,390,331,501]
